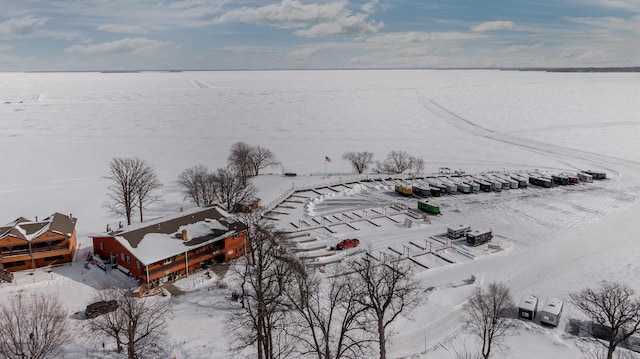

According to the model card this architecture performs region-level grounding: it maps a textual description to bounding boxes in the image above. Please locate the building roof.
[0,213,77,242]
[541,298,564,315]
[96,207,247,266]
[518,294,538,311]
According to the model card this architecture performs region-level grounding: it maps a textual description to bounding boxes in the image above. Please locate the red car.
[335,238,360,250]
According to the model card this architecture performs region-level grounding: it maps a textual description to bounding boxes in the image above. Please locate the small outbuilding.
[466,229,492,246]
[518,294,538,321]
[447,225,471,239]
[540,298,564,327]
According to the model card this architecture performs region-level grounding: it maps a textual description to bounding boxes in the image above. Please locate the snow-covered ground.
[2,69,640,358]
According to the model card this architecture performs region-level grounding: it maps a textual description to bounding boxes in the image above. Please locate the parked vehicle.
[412,185,431,197]
[518,294,538,321]
[540,298,564,327]
[583,170,606,180]
[417,200,441,214]
[333,238,360,250]
[394,185,412,196]
[85,300,118,319]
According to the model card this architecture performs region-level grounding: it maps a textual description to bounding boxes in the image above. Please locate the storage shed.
[417,200,440,215]
[577,172,593,183]
[540,298,563,327]
[584,170,606,180]
[412,185,431,197]
[447,225,471,239]
[518,294,538,321]
[394,185,412,196]
[466,229,492,246]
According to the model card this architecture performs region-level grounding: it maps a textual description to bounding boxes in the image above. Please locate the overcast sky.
[1,0,639,71]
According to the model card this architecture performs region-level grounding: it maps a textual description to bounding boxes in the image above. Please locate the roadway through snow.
[388,94,640,357]
[416,94,640,177]
[272,96,640,357]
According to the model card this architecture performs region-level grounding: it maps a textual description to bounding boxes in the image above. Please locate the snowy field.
[2,69,640,358]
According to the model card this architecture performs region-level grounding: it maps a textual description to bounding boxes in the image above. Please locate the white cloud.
[0,16,47,38]
[596,0,640,11]
[361,0,379,14]
[285,47,321,61]
[574,49,618,63]
[97,24,147,34]
[179,4,224,19]
[0,44,13,52]
[501,43,544,53]
[471,20,515,32]
[215,0,381,36]
[294,14,383,37]
[564,16,640,32]
[65,37,168,55]
[215,0,346,28]
[367,31,484,45]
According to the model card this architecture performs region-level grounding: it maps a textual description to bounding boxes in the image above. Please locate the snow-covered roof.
[518,294,538,311]
[541,298,563,315]
[0,213,77,242]
[102,207,245,266]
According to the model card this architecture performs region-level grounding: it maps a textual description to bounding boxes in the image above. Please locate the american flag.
[325,156,332,163]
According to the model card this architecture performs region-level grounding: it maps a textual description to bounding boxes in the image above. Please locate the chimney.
[180,207,184,212]
[181,229,188,241]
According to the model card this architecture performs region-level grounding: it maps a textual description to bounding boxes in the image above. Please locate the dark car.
[85,300,118,319]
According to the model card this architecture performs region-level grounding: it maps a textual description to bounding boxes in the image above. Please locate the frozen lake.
[2,69,640,358]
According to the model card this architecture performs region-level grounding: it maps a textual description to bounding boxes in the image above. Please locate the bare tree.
[229,142,280,181]
[0,293,71,359]
[135,163,162,222]
[87,286,171,359]
[342,151,374,174]
[570,281,640,359]
[286,268,375,359]
[228,141,254,183]
[412,157,425,174]
[229,219,296,359]
[464,282,514,359]
[248,145,280,177]
[177,165,216,207]
[349,254,419,359]
[105,157,161,225]
[211,167,257,212]
[376,150,418,174]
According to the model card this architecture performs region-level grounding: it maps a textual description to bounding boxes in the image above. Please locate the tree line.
[3,249,640,358]
[104,142,278,226]
[227,214,420,359]
[342,150,424,174]
[104,146,428,227]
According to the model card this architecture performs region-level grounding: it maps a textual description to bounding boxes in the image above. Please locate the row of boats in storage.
[395,170,605,197]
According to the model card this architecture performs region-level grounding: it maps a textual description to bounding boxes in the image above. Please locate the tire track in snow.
[416,95,640,178]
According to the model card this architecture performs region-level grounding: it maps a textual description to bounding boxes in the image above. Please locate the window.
[164,258,171,265]
[120,253,125,261]
[126,256,131,264]
[4,261,25,268]
[136,260,141,269]
[99,242,104,251]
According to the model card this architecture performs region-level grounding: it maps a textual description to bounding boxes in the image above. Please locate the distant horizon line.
[2,66,640,74]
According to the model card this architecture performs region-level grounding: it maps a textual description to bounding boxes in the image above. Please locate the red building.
[92,207,247,286]
[0,213,78,272]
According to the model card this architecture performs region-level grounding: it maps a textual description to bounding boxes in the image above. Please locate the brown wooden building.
[92,207,247,285]
[0,213,78,271]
